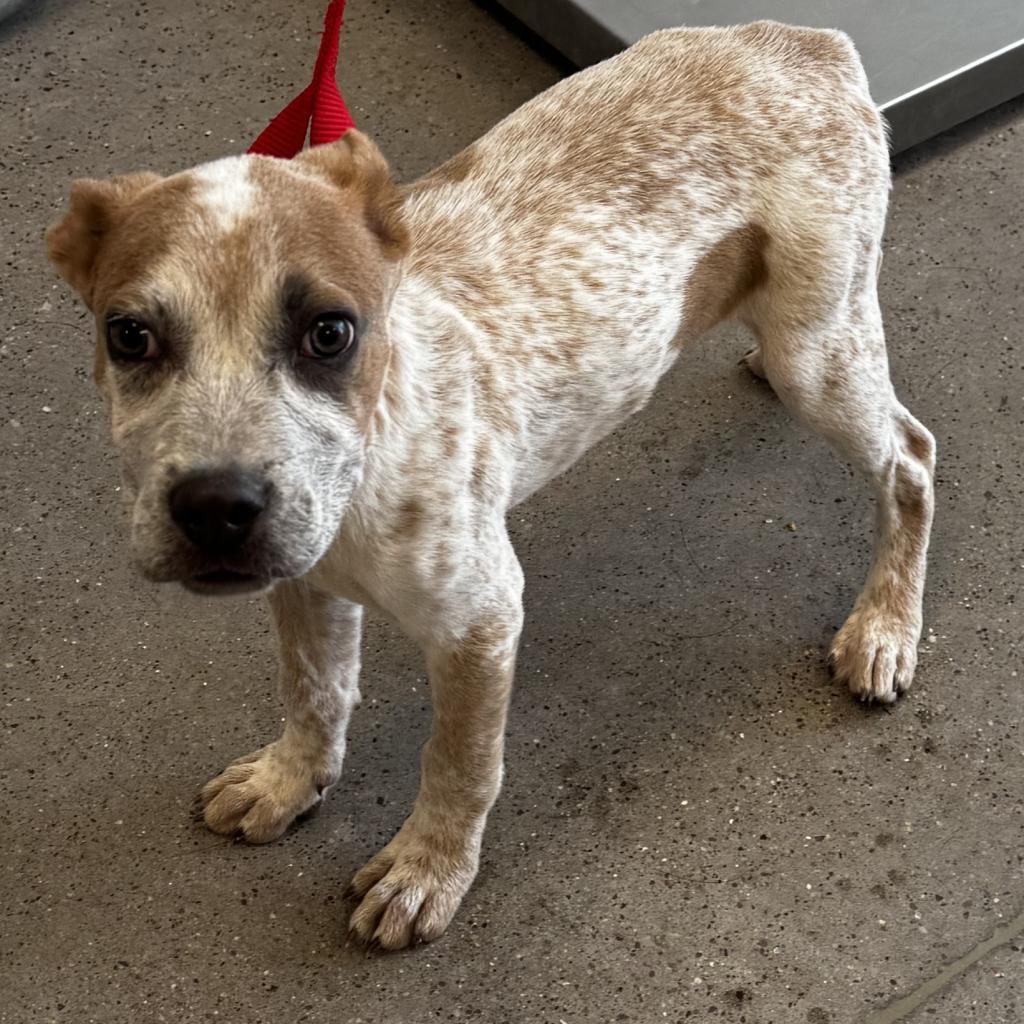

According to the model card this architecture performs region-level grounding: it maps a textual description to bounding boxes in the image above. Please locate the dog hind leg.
[748,266,935,702]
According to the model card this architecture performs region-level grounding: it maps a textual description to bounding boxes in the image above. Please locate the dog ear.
[295,131,408,259]
[46,173,162,309]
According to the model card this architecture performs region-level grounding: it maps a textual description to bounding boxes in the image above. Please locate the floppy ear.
[46,173,161,309]
[295,130,408,258]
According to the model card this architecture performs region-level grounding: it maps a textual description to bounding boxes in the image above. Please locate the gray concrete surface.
[2,1,1023,1022]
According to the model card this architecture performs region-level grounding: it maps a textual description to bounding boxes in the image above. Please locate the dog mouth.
[182,569,272,596]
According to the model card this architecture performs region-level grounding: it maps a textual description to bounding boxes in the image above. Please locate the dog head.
[47,132,407,594]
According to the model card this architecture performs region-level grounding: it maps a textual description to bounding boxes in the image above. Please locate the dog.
[46,21,935,949]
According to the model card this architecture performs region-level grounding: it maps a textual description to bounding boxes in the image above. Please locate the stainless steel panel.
[496,0,1024,152]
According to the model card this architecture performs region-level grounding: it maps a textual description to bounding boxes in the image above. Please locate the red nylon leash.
[248,0,355,158]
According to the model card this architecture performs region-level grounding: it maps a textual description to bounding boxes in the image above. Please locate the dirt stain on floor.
[864,903,1024,1022]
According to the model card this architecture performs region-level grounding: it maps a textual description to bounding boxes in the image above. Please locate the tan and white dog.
[47,22,934,949]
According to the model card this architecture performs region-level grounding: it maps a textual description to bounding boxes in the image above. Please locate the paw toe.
[239,796,301,844]
[202,780,257,835]
[413,895,452,944]
[195,744,326,843]
[374,886,425,950]
[349,878,398,944]
[347,827,477,950]
[350,852,394,899]
[741,345,768,380]
[830,611,919,704]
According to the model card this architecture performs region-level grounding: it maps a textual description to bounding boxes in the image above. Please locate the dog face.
[47,133,407,594]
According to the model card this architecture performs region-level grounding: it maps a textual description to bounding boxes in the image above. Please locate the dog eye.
[301,314,356,359]
[106,316,159,361]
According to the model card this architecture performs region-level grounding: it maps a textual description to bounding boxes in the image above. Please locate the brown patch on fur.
[402,209,503,314]
[677,224,769,344]
[423,620,519,811]
[894,465,926,522]
[470,438,493,499]
[200,222,273,331]
[473,358,519,435]
[890,461,933,605]
[247,156,403,429]
[417,145,481,190]
[56,147,400,429]
[393,498,425,539]
[474,358,497,404]
[441,423,461,460]
[429,541,455,581]
[350,331,394,433]
[902,419,934,465]
[823,367,850,397]
[46,173,163,307]
[856,448,933,622]
[380,344,403,416]
[294,131,409,258]
[856,103,884,141]
[446,622,516,677]
[47,173,195,387]
[82,177,198,312]
[740,21,855,70]
[247,161,396,306]
[538,348,565,366]
[474,314,502,341]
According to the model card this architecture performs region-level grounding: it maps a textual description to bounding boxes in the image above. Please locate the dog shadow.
[312,339,889,953]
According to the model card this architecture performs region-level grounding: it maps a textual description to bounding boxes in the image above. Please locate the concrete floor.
[2,1,1023,1021]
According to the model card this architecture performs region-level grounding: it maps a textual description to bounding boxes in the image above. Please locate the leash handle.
[248,0,355,158]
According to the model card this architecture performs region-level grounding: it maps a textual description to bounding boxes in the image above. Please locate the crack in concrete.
[862,905,1024,1023]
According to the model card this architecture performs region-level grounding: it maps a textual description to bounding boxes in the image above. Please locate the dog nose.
[168,468,268,552]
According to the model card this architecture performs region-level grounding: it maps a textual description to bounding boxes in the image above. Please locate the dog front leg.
[195,579,362,842]
[348,603,522,949]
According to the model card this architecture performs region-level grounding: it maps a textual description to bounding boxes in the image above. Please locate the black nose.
[168,468,268,552]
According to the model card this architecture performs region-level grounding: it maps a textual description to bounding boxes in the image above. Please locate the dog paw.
[740,344,768,381]
[829,606,920,704]
[348,818,480,950]
[194,741,333,843]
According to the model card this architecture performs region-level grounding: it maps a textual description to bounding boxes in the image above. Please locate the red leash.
[248,0,355,158]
